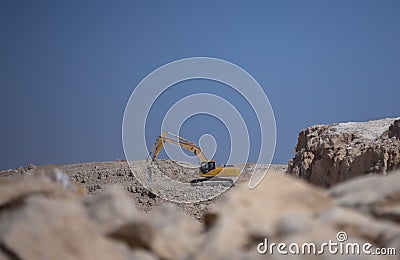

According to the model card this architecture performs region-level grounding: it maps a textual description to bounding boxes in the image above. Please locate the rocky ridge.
[288,118,400,187]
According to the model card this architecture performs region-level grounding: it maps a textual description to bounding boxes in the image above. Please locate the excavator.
[148,132,240,186]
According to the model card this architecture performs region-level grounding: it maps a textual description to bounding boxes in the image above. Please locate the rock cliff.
[288,118,400,187]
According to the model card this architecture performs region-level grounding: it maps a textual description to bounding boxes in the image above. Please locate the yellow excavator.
[148,132,240,185]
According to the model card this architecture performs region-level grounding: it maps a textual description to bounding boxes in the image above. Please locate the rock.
[315,207,400,247]
[373,204,400,223]
[0,171,81,209]
[27,164,36,170]
[108,221,154,250]
[198,170,400,259]
[0,169,154,260]
[330,170,400,223]
[34,165,81,192]
[127,250,157,260]
[0,252,7,260]
[275,213,313,237]
[288,118,400,187]
[198,172,332,258]
[109,203,203,259]
[0,197,125,260]
[389,119,400,139]
[85,186,140,234]
[148,204,203,260]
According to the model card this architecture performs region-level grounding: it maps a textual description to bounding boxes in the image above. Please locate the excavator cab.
[200,161,216,174]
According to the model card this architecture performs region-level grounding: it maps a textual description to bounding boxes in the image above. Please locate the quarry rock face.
[288,118,400,187]
[389,119,400,139]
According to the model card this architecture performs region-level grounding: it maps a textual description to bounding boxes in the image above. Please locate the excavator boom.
[150,132,208,162]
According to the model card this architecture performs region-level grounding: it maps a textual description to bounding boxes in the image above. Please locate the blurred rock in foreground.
[288,118,400,187]
[0,166,399,259]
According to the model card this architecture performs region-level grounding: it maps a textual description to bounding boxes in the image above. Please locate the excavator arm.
[150,132,209,162]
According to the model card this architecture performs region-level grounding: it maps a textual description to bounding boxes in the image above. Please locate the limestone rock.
[85,186,139,234]
[148,204,204,260]
[198,173,333,258]
[0,197,125,260]
[0,169,81,209]
[108,221,154,250]
[389,119,400,139]
[330,170,400,223]
[197,170,400,259]
[288,118,400,187]
[32,165,77,192]
[0,252,7,260]
[127,250,157,260]
[0,170,144,260]
[315,207,400,247]
[109,203,204,260]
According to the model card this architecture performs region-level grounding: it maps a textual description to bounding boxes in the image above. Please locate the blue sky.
[1,1,400,170]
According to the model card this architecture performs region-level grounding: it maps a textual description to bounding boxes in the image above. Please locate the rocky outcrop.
[288,118,400,187]
[389,119,400,139]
